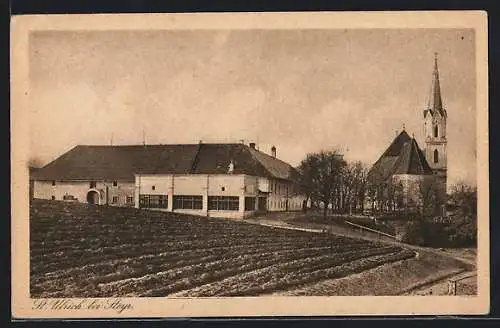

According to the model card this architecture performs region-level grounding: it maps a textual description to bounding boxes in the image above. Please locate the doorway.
[87,190,100,205]
[258,197,267,211]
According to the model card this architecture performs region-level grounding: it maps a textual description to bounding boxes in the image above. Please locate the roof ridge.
[248,146,292,167]
[412,139,425,174]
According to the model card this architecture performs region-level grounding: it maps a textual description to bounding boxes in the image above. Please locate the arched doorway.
[87,190,100,205]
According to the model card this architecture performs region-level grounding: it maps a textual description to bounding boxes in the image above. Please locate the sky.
[28,29,476,186]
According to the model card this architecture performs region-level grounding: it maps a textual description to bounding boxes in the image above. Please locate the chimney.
[271,145,276,158]
[249,142,256,150]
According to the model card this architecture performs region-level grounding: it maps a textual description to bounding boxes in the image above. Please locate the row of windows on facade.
[268,199,289,209]
[270,181,288,194]
[51,180,119,187]
[51,193,293,211]
[138,195,260,211]
[53,194,134,203]
[50,180,292,195]
[137,194,292,211]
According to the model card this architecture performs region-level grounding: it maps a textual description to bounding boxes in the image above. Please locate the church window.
[433,149,439,163]
[434,125,438,138]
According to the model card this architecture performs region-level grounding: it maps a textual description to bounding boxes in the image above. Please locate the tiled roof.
[33,143,298,182]
[392,139,433,175]
[248,147,295,180]
[368,130,433,184]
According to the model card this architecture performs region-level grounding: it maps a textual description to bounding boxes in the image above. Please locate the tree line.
[296,149,468,219]
[296,150,369,217]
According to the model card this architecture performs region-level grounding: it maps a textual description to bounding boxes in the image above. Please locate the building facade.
[31,142,304,219]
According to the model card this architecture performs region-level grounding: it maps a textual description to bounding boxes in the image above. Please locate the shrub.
[398,220,425,246]
[398,214,477,248]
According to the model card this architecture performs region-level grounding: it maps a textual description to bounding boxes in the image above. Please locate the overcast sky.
[29,29,476,186]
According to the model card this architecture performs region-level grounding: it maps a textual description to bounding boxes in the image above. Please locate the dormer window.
[228,160,234,174]
[433,125,438,138]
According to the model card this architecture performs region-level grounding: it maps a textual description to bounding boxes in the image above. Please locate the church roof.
[424,53,447,118]
[32,143,298,182]
[368,130,433,184]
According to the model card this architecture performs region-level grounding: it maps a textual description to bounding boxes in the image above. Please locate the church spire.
[427,52,445,117]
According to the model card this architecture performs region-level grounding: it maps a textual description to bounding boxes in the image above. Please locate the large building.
[31,142,305,219]
[367,54,448,211]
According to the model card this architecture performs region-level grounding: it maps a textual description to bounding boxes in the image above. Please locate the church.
[368,54,448,213]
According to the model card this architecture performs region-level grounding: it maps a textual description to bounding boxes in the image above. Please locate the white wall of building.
[33,180,135,207]
[34,173,306,219]
[266,178,304,211]
[392,174,436,206]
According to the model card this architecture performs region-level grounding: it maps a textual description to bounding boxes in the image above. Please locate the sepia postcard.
[11,11,489,318]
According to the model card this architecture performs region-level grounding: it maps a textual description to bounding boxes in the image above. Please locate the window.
[434,125,438,138]
[126,196,134,204]
[113,181,118,187]
[433,149,439,163]
[63,194,76,201]
[90,181,96,188]
[173,195,203,210]
[151,185,156,191]
[112,196,119,204]
[245,197,256,211]
[221,187,225,192]
[51,195,55,200]
[51,180,56,186]
[208,196,239,211]
[139,194,168,208]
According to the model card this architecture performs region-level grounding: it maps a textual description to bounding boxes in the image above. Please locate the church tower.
[423,53,447,191]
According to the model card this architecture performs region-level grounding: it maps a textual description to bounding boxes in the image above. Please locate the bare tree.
[297,150,346,218]
[296,154,320,212]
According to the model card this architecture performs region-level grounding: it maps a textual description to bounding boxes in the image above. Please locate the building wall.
[35,173,305,219]
[267,178,304,211]
[33,180,135,207]
[392,174,436,207]
[107,183,136,207]
[135,174,250,218]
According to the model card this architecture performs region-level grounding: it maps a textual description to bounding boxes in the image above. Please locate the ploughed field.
[30,199,416,297]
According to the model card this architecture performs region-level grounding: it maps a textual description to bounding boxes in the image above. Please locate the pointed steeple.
[427,52,445,117]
